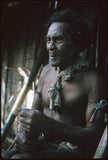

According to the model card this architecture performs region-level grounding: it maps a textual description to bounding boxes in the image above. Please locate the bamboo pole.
[1,49,44,143]
[93,126,107,158]
[1,0,53,145]
[1,84,29,142]
[95,15,100,69]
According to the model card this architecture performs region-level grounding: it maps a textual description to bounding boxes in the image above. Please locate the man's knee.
[1,148,17,159]
[11,153,32,159]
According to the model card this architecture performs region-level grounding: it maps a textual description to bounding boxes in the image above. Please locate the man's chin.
[49,61,60,67]
[50,64,59,67]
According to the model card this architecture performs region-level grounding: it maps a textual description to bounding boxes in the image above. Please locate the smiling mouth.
[50,55,59,59]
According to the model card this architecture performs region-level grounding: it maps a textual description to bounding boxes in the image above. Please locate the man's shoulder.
[43,64,52,70]
[83,69,103,80]
[42,64,52,73]
[75,69,103,82]
[40,64,52,77]
[82,69,104,88]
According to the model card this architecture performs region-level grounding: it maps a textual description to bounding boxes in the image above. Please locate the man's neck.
[55,55,79,72]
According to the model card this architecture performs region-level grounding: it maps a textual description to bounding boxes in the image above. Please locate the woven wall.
[1,2,49,127]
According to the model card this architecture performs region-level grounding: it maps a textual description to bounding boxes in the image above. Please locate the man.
[2,8,107,159]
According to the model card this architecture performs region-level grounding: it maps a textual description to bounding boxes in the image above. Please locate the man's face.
[46,22,74,67]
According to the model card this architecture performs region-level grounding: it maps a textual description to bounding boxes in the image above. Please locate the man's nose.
[47,40,56,50]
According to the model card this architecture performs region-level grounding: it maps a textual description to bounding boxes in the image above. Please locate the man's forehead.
[47,22,69,36]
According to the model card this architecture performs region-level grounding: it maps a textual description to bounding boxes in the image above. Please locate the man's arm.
[19,70,106,149]
[15,65,49,152]
[38,70,106,146]
[31,64,51,111]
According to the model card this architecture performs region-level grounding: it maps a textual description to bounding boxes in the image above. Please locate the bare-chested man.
[2,8,107,159]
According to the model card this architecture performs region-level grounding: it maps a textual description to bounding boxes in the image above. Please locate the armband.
[88,99,107,110]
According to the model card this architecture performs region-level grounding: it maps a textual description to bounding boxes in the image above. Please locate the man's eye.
[46,38,50,42]
[54,37,64,42]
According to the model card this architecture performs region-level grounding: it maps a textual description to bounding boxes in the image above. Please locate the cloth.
[39,133,84,156]
[2,148,85,159]
[2,142,86,159]
[2,134,88,159]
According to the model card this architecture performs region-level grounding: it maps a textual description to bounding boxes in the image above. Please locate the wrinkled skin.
[46,22,79,69]
[15,126,37,153]
[15,109,45,153]
[20,109,43,135]
[14,22,106,155]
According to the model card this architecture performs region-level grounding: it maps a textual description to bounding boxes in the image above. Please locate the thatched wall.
[1,1,51,150]
[1,2,50,124]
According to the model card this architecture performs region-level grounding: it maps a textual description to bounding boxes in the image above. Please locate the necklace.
[48,56,89,111]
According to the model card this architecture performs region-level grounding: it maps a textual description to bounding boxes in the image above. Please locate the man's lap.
[1,147,84,159]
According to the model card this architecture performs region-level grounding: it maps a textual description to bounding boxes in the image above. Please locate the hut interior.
[1,1,107,158]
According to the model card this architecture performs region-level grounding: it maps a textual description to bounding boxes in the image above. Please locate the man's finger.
[21,124,31,134]
[20,109,31,117]
[20,117,31,126]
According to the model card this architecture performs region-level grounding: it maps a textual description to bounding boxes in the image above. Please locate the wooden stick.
[93,126,107,158]
[89,109,97,122]
[7,141,15,151]
[1,52,43,143]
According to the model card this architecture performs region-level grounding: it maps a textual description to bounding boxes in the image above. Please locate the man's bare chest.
[40,70,87,125]
[41,73,86,110]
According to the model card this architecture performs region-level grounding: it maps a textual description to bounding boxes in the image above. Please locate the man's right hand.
[15,127,38,153]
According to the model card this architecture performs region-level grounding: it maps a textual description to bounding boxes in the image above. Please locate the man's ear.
[70,41,80,53]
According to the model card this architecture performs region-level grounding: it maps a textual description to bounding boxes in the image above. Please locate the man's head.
[45,8,92,68]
